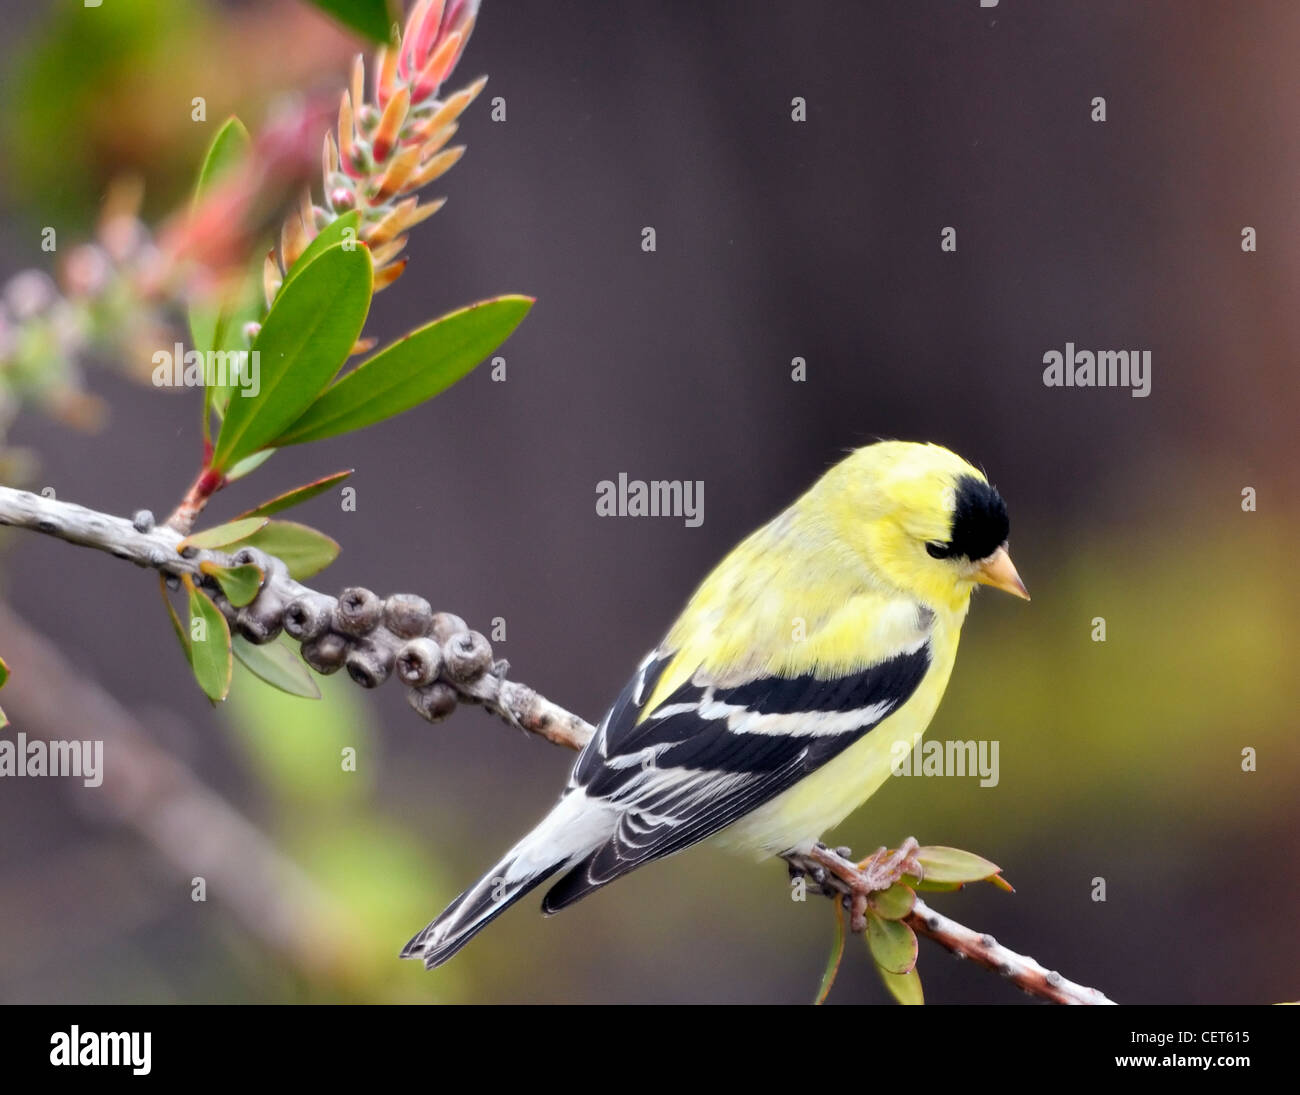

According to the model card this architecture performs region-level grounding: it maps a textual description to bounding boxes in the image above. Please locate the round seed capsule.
[383,593,433,639]
[429,612,468,644]
[229,545,282,582]
[345,640,393,688]
[283,593,335,641]
[301,633,348,674]
[132,509,155,533]
[408,682,458,722]
[442,630,493,683]
[235,593,284,644]
[334,587,383,637]
[395,637,442,686]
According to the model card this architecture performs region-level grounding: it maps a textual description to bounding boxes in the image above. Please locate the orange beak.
[976,545,1030,601]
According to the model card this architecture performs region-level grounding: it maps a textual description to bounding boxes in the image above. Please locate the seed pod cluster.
[271,586,499,722]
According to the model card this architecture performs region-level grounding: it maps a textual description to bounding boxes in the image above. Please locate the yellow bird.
[403,440,1028,967]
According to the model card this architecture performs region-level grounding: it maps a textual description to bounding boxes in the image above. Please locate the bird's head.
[821,441,1029,612]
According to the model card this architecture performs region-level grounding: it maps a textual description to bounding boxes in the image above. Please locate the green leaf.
[232,636,321,699]
[914,846,1003,886]
[178,516,269,551]
[188,117,251,356]
[230,520,340,580]
[303,0,395,44]
[226,449,276,482]
[880,966,924,1006]
[281,211,361,292]
[901,875,964,894]
[211,242,373,472]
[159,575,191,660]
[814,900,846,1006]
[200,561,264,607]
[0,654,9,730]
[234,469,353,521]
[865,912,918,975]
[185,576,233,701]
[868,883,916,921]
[273,295,533,447]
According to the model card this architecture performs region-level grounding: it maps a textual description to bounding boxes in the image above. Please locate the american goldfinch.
[402,440,1028,967]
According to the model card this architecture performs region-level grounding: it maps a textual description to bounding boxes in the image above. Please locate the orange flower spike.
[413,31,464,102]
[371,85,410,164]
[262,249,282,309]
[405,146,465,192]
[365,197,419,245]
[373,144,422,203]
[280,210,309,269]
[337,91,363,179]
[372,258,408,291]
[299,188,319,237]
[376,45,399,108]
[402,118,457,151]
[398,0,436,80]
[368,235,408,269]
[350,54,367,127]
[322,130,340,183]
[411,0,446,71]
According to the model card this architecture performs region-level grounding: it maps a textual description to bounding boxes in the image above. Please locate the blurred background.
[0,0,1297,1004]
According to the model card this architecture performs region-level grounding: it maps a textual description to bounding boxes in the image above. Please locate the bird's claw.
[857,835,922,891]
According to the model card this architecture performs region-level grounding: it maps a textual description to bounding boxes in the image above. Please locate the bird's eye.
[925,541,951,560]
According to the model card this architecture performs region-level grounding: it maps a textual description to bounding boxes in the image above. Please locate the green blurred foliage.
[4,0,208,226]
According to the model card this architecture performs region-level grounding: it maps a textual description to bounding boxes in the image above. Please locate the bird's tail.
[401,792,611,968]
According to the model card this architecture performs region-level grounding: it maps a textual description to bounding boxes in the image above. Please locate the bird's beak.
[976,545,1030,600]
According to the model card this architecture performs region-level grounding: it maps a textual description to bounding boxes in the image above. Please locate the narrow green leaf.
[273,295,533,447]
[226,449,276,482]
[868,883,916,921]
[814,900,846,1005]
[230,520,340,580]
[232,636,321,699]
[0,654,9,730]
[880,966,924,1006]
[179,516,269,552]
[914,846,1003,885]
[200,561,264,607]
[185,576,233,701]
[866,912,918,975]
[211,242,373,471]
[303,0,395,44]
[0,705,7,730]
[281,211,361,292]
[188,117,251,356]
[233,469,353,521]
[159,574,191,660]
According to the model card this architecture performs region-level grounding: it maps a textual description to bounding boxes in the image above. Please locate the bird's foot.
[856,835,922,891]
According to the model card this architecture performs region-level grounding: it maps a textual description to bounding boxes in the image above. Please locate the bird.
[401,440,1029,968]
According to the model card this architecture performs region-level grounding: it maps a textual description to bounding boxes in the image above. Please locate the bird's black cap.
[932,475,1010,562]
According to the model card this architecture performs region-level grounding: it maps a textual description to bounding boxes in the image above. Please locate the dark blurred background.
[1,0,1297,1004]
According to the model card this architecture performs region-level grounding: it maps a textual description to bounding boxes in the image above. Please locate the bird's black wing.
[543,642,932,912]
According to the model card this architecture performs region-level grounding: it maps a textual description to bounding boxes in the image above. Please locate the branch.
[0,485,592,748]
[0,485,1112,1004]
[799,843,1115,1005]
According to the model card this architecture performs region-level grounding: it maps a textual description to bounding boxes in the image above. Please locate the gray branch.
[0,485,593,749]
